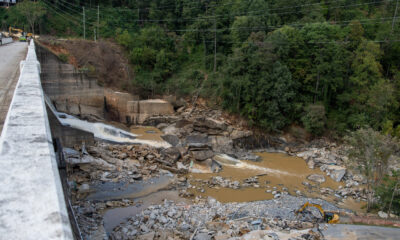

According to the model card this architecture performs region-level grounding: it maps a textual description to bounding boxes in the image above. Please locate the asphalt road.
[0,41,27,134]
[323,224,400,240]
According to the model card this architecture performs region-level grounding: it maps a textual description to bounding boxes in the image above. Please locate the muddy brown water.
[105,121,164,142]
[130,126,164,142]
[188,152,365,212]
[101,152,365,235]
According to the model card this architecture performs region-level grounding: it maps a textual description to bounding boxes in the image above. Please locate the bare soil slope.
[38,37,132,91]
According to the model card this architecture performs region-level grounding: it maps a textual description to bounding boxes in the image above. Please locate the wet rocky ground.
[62,100,399,239]
[110,195,344,240]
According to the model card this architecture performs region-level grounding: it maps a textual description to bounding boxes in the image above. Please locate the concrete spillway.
[44,94,171,148]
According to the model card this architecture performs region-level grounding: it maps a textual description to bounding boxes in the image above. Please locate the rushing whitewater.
[44,95,171,148]
[214,154,292,176]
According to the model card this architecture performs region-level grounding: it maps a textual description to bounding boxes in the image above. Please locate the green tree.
[16,0,45,35]
[300,23,348,107]
[375,170,400,215]
[116,29,134,49]
[345,128,399,211]
[230,16,265,47]
[301,104,326,136]
[350,41,383,87]
[222,32,296,131]
[366,80,398,129]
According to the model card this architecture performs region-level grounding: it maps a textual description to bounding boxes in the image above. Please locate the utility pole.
[137,0,140,27]
[392,0,399,33]
[83,7,86,40]
[204,3,208,70]
[97,5,100,40]
[213,14,217,73]
[138,8,140,25]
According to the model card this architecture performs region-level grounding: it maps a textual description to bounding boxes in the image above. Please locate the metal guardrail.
[0,37,13,45]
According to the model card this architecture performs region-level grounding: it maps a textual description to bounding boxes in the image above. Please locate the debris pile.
[110,195,340,240]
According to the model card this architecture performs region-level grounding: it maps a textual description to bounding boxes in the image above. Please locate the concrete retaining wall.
[37,43,176,125]
[0,37,13,45]
[127,99,175,124]
[36,43,105,120]
[0,40,73,239]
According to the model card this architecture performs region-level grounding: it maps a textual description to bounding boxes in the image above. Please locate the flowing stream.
[214,154,293,176]
[189,152,348,203]
[44,94,170,148]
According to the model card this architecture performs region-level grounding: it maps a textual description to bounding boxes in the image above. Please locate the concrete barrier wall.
[0,37,13,45]
[0,40,73,239]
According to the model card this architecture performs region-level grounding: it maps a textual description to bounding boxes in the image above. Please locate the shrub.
[301,104,326,136]
[57,53,69,63]
[374,170,400,215]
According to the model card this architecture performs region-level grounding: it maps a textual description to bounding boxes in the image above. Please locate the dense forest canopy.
[1,0,400,135]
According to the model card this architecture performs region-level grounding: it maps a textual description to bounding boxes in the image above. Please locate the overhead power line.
[393,0,399,32]
[77,0,355,15]
[65,0,236,12]
[41,0,399,35]
[41,1,81,27]
[95,0,393,24]
[42,0,83,23]
[54,0,391,22]
[52,0,83,16]
[165,16,400,32]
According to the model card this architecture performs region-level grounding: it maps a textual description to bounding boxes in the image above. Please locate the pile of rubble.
[208,176,241,189]
[285,144,371,203]
[110,195,344,240]
[143,102,266,173]
[64,142,193,204]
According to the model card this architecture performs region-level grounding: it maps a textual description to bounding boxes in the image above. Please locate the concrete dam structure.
[36,43,174,125]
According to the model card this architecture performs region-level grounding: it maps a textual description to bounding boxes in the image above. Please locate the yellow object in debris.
[296,202,340,224]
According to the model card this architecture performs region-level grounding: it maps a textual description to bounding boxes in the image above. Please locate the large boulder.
[322,165,346,182]
[209,136,233,153]
[190,159,221,173]
[161,147,181,163]
[307,159,315,169]
[175,119,192,128]
[230,129,253,140]
[191,150,214,161]
[142,116,179,126]
[296,150,317,160]
[313,156,337,165]
[237,152,262,162]
[231,151,262,162]
[161,134,180,147]
[162,124,179,135]
[307,174,326,183]
[193,117,227,135]
[378,211,389,219]
[186,134,210,148]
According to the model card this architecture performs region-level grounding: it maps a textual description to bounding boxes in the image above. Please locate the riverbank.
[55,95,398,239]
